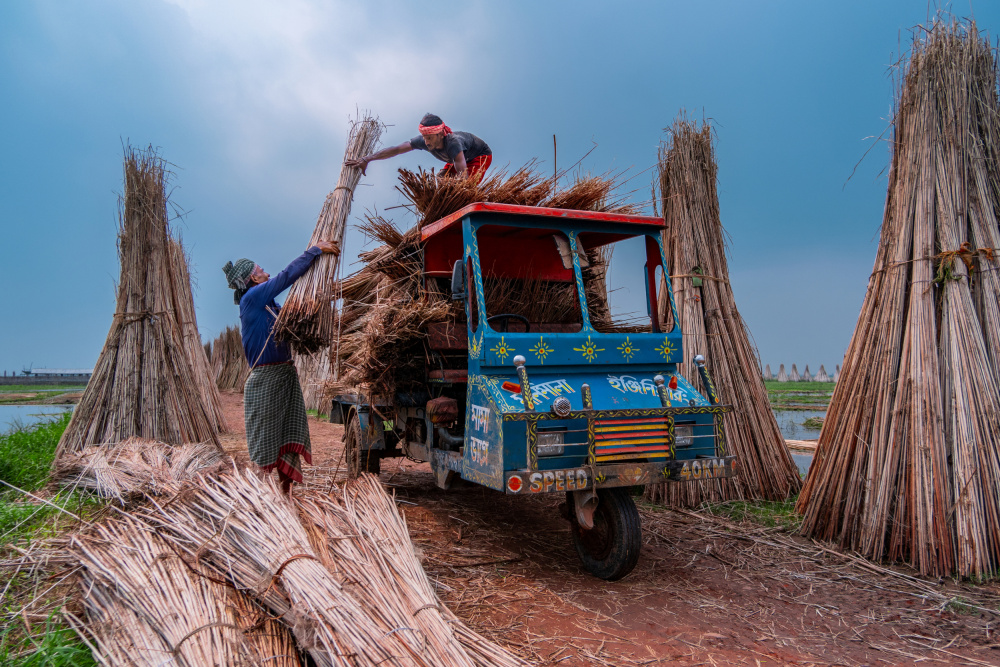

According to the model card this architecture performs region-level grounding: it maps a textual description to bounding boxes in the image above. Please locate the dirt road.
[219,391,1000,666]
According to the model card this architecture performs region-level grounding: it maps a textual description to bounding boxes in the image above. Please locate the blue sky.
[1,1,994,376]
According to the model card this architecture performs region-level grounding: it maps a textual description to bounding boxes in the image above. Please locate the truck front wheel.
[570,487,641,581]
[345,413,381,477]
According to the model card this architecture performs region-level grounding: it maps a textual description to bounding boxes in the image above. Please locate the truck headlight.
[537,430,565,456]
[674,425,694,448]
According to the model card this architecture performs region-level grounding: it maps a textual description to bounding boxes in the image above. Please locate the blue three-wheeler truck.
[333,203,735,580]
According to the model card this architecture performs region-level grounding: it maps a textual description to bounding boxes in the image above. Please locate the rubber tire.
[345,414,381,478]
[570,487,642,581]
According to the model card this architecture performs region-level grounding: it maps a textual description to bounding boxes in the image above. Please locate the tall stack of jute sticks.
[797,20,1000,578]
[212,325,250,391]
[274,114,384,354]
[646,117,801,508]
[169,237,228,433]
[56,146,221,459]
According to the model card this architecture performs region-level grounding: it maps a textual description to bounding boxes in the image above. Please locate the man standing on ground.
[222,240,338,495]
[346,113,493,182]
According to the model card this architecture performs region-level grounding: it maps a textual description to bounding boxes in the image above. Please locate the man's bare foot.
[281,479,292,496]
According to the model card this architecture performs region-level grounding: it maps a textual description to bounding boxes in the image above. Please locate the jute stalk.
[645,116,801,508]
[296,475,527,667]
[52,437,225,504]
[169,236,228,433]
[70,514,301,666]
[275,114,384,354]
[797,19,1000,577]
[140,467,441,666]
[213,325,250,391]
[56,146,220,460]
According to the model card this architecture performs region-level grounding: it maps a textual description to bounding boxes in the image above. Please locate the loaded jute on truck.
[333,200,737,580]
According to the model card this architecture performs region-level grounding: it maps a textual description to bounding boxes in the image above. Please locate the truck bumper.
[502,455,736,495]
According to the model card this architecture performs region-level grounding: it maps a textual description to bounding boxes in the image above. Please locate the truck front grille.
[593,416,672,463]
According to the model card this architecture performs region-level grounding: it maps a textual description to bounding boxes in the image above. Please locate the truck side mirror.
[451,260,466,301]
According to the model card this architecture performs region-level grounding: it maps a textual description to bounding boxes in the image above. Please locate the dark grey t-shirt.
[409,131,492,164]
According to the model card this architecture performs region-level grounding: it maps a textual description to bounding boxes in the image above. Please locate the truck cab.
[334,203,735,580]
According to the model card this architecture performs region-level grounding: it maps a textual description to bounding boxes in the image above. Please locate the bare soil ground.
[218,391,1000,666]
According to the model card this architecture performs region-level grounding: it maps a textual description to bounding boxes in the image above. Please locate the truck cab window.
[476,225,582,334]
[580,233,672,333]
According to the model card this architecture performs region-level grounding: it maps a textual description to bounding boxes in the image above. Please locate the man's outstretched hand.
[316,240,340,254]
[344,157,368,174]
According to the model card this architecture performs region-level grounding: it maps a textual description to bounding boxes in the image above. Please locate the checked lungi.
[244,362,312,484]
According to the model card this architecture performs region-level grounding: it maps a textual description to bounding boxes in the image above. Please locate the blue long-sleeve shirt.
[240,247,323,367]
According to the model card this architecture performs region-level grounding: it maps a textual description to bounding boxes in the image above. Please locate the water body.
[0,404,74,433]
[772,408,826,476]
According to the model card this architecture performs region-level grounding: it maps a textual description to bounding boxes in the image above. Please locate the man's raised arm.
[345,141,414,174]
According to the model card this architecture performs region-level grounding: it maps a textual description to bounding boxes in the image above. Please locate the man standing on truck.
[222,240,339,495]
[345,113,493,181]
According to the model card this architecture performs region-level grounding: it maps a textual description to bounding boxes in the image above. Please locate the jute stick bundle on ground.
[52,437,225,503]
[797,20,1000,578]
[275,115,384,354]
[645,117,801,508]
[140,467,443,666]
[56,146,220,459]
[69,515,301,666]
[213,325,250,391]
[169,236,228,433]
[296,475,528,667]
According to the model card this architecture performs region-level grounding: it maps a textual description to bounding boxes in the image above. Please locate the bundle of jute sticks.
[52,437,225,503]
[68,515,301,667]
[294,347,334,413]
[645,117,801,508]
[114,467,527,666]
[169,237,228,433]
[274,114,384,354]
[212,325,250,391]
[56,146,221,460]
[797,20,1000,577]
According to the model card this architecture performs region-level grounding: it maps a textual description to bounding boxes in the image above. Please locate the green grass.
[764,381,834,410]
[945,598,973,615]
[702,498,803,531]
[0,415,72,493]
[0,388,82,406]
[0,414,99,665]
[0,614,96,667]
[764,381,835,393]
[0,386,85,394]
[0,412,100,548]
[307,409,330,421]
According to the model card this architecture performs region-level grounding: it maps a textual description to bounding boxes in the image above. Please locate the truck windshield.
[476,225,583,333]
[578,232,673,334]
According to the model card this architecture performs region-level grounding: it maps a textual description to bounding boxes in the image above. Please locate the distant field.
[0,386,85,405]
[0,385,86,393]
[765,380,834,410]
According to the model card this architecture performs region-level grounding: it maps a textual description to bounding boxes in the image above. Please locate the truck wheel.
[570,487,641,581]
[345,414,381,477]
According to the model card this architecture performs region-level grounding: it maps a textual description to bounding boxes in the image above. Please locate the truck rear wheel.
[345,413,381,477]
[570,487,641,581]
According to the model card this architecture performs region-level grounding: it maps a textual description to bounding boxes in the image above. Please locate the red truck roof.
[420,202,664,241]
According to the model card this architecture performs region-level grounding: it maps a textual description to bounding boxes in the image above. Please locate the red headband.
[419,123,452,136]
